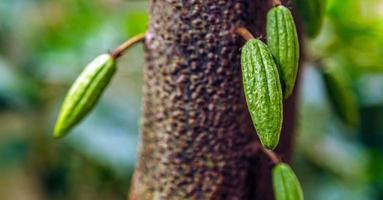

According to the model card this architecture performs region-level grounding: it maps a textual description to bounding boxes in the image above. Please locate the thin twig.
[236,26,255,41]
[111,33,146,59]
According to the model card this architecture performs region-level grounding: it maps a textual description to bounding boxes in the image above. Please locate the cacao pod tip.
[53,118,73,139]
[53,126,67,139]
[273,163,304,200]
[262,141,278,150]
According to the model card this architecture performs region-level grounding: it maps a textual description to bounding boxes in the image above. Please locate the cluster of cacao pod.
[241,0,327,150]
[241,4,299,150]
[240,3,306,200]
[52,1,328,198]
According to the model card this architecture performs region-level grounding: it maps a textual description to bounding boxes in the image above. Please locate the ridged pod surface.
[267,5,300,99]
[241,39,283,150]
[321,65,359,128]
[272,163,304,200]
[293,0,327,38]
[54,54,116,138]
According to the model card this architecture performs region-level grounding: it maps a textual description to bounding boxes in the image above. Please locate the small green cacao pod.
[321,65,359,128]
[267,5,300,99]
[241,39,283,150]
[293,0,327,38]
[272,163,304,200]
[54,54,117,138]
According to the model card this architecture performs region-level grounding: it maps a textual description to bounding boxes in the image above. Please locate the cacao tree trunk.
[130,0,299,199]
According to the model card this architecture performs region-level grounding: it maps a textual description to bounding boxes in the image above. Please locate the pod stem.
[111,33,146,59]
[261,148,281,165]
[245,141,281,164]
[236,26,255,41]
[272,0,282,6]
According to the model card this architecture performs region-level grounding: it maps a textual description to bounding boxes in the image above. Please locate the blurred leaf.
[321,64,360,128]
[123,12,148,37]
[0,137,28,168]
[357,74,383,106]
[0,58,39,110]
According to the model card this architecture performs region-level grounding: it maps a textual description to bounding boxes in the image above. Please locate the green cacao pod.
[321,65,359,128]
[293,0,327,38]
[267,5,300,99]
[241,39,283,150]
[272,163,304,200]
[54,54,116,138]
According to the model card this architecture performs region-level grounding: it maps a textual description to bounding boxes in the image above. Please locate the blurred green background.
[0,0,382,199]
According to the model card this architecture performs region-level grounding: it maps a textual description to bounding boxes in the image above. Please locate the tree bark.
[130,0,299,199]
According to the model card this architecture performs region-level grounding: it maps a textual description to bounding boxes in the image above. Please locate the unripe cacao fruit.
[267,5,300,99]
[272,163,304,200]
[54,54,116,138]
[321,65,359,128]
[241,39,283,150]
[293,0,327,38]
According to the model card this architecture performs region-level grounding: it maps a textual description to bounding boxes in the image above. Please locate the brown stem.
[261,148,281,165]
[271,0,282,6]
[236,26,255,41]
[111,33,146,59]
[245,141,281,165]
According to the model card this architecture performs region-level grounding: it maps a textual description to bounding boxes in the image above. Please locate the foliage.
[297,0,383,199]
[0,0,147,199]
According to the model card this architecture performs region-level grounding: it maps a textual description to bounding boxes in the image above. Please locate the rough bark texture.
[130,0,298,199]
